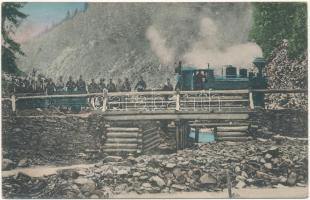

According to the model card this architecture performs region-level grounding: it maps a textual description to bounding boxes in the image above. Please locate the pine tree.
[73,8,78,17]
[83,3,89,12]
[2,2,28,74]
[65,10,71,19]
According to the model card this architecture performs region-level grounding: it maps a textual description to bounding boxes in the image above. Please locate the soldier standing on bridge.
[56,76,65,93]
[99,78,106,92]
[88,79,99,93]
[135,76,146,92]
[116,78,123,92]
[121,78,131,92]
[163,78,173,101]
[76,75,87,94]
[66,76,76,94]
[163,78,173,91]
[107,79,116,92]
[46,78,56,95]
[88,79,99,106]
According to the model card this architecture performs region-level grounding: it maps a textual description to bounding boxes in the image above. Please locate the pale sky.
[14,2,85,43]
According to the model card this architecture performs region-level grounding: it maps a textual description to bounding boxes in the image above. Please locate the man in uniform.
[121,78,131,92]
[46,78,56,95]
[88,79,99,106]
[66,76,76,93]
[98,78,106,92]
[116,78,123,92]
[107,79,116,92]
[56,76,65,93]
[134,76,146,92]
[76,75,87,94]
[195,70,205,90]
[163,78,173,91]
[88,79,98,93]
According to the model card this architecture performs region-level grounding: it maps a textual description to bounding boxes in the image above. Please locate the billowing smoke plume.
[183,17,262,69]
[146,3,262,70]
[146,26,175,65]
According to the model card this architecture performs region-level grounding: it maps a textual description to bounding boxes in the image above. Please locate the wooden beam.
[195,128,199,143]
[11,95,16,112]
[190,122,249,127]
[251,89,307,93]
[103,113,249,121]
[176,120,180,151]
[249,92,254,109]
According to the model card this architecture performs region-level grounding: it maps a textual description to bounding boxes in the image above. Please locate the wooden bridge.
[3,89,307,152]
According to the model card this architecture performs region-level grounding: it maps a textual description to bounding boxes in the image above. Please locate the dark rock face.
[2,139,308,198]
[249,109,307,137]
[2,114,106,165]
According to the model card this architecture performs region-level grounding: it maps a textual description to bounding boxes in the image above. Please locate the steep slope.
[17,3,259,87]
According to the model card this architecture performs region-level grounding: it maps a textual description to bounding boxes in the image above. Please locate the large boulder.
[150,176,165,187]
[2,159,15,170]
[74,177,96,193]
[199,173,217,184]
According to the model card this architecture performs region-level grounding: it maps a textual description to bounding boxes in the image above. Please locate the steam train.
[174,57,267,106]
[174,57,267,91]
[15,57,267,111]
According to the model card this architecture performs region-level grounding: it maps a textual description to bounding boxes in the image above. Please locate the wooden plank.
[106,132,139,138]
[249,92,254,109]
[106,127,139,132]
[143,134,160,145]
[217,132,248,137]
[143,132,159,141]
[217,136,252,141]
[144,137,161,149]
[190,123,249,127]
[144,142,160,151]
[183,96,246,100]
[217,126,248,132]
[11,95,16,112]
[176,121,180,150]
[103,149,138,152]
[102,110,251,116]
[251,89,307,93]
[103,143,137,149]
[142,127,158,134]
[106,138,141,143]
[103,113,249,121]
[195,128,199,143]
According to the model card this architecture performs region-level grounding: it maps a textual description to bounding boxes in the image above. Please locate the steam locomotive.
[174,57,267,91]
[174,57,268,106]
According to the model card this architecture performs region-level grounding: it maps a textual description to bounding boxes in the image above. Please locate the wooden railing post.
[102,89,108,112]
[176,89,180,111]
[249,91,254,109]
[11,95,16,112]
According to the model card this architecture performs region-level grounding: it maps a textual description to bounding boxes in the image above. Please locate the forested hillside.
[250,3,307,110]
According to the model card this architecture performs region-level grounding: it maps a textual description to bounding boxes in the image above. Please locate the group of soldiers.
[11,71,174,95]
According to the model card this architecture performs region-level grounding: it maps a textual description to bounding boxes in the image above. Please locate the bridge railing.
[2,89,307,112]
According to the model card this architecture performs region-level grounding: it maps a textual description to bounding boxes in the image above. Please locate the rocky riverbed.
[2,138,307,198]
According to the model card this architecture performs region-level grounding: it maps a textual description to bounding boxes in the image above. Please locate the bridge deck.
[97,110,251,120]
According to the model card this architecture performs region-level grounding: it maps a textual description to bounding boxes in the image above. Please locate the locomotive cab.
[175,58,267,93]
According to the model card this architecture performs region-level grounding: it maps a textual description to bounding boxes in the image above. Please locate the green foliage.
[250,3,307,59]
[1,2,27,74]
